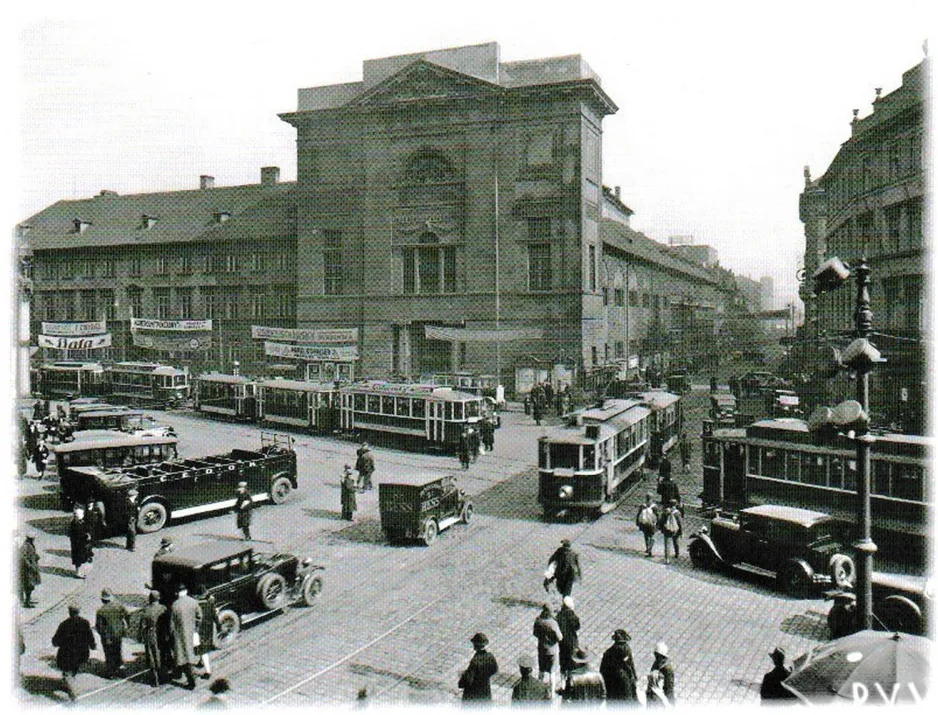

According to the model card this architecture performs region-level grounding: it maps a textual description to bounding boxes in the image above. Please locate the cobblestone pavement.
[13,391,840,708]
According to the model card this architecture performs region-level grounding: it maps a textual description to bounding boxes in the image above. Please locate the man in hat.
[341,465,357,521]
[155,536,175,558]
[96,588,130,678]
[544,539,582,597]
[170,585,202,689]
[760,646,796,702]
[648,642,675,704]
[599,629,638,702]
[52,603,96,702]
[124,488,140,552]
[233,482,253,540]
[137,590,167,687]
[658,500,683,564]
[18,534,41,607]
[355,443,375,491]
[458,632,499,702]
[69,507,92,579]
[533,604,563,693]
[636,493,660,558]
[511,654,551,704]
[558,648,605,703]
[556,596,580,680]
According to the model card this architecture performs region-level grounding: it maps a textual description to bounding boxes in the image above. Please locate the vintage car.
[378,474,472,545]
[665,371,691,394]
[709,393,737,426]
[688,504,856,596]
[151,541,324,648]
[826,572,932,638]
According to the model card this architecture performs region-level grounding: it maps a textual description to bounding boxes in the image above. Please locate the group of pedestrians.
[635,457,685,564]
[339,443,377,521]
[19,402,76,479]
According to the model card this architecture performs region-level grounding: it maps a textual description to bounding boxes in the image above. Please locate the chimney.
[261,166,280,185]
[614,186,621,199]
[200,175,215,190]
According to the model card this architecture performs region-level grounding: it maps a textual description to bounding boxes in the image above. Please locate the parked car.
[688,504,856,596]
[826,572,932,638]
[379,474,472,545]
[151,541,324,648]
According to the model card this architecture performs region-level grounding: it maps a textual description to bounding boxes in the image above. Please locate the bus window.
[747,444,760,474]
[453,403,463,421]
[801,453,827,486]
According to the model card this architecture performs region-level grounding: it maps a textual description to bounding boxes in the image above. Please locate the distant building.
[759,275,774,311]
[669,244,719,268]
[735,275,763,313]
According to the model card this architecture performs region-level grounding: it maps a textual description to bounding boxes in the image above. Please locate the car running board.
[733,563,777,579]
[438,515,461,532]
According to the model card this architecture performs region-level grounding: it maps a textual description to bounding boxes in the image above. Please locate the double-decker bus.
[37,362,108,399]
[538,398,651,519]
[256,379,338,432]
[195,373,258,421]
[701,418,932,564]
[109,362,190,408]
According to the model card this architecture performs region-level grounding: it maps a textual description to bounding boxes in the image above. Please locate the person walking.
[233,482,253,540]
[599,629,638,703]
[531,395,543,426]
[648,642,675,705]
[69,507,92,579]
[512,654,551,705]
[657,454,673,489]
[555,596,580,680]
[33,441,49,479]
[467,426,480,463]
[480,417,495,453]
[195,595,220,680]
[679,432,691,473]
[52,603,96,702]
[636,493,660,558]
[558,648,606,704]
[18,534,41,607]
[760,646,796,703]
[458,632,498,703]
[170,585,202,690]
[658,500,683,565]
[95,588,130,678]
[657,467,681,515]
[458,429,472,471]
[544,539,582,597]
[137,590,167,687]
[341,465,358,521]
[532,604,563,693]
[355,443,375,491]
[124,488,139,552]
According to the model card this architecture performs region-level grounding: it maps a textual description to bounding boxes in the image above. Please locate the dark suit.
[234,490,253,539]
[760,665,795,702]
[599,643,638,701]
[459,649,499,701]
[137,602,167,686]
[96,601,129,677]
[547,547,581,597]
[52,614,96,701]
[556,606,580,675]
[512,673,551,704]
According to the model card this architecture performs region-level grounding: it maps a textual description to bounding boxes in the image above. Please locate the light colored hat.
[572,648,590,665]
[237,481,248,488]
[518,654,535,670]
[101,588,113,602]
[562,596,575,609]
[654,642,669,657]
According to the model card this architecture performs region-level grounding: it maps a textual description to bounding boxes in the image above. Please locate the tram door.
[722,443,747,508]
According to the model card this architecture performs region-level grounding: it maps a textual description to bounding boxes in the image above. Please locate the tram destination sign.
[41,321,106,336]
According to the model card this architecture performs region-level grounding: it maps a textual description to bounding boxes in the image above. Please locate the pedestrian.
[69,507,92,579]
[544,539,581,597]
[33,441,49,479]
[137,590,167,687]
[480,417,495,452]
[87,499,107,545]
[658,500,683,565]
[555,596,580,680]
[679,432,691,473]
[233,482,253,540]
[599,629,638,703]
[155,536,175,558]
[341,465,358,521]
[196,595,220,680]
[657,454,673,487]
[636,492,660,558]
[532,604,563,693]
[458,429,471,470]
[645,669,670,707]
[531,395,543,426]
[170,585,201,689]
[199,678,231,709]
[18,534,41,607]
[458,632,498,703]
[648,642,675,705]
[511,654,551,705]
[355,443,375,491]
[468,426,480,463]
[557,648,606,704]
[657,464,682,514]
[544,382,554,410]
[52,603,96,702]
[125,488,139,552]
[95,588,130,678]
[760,646,797,703]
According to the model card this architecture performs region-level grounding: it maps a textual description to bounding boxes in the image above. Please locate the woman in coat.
[68,509,92,578]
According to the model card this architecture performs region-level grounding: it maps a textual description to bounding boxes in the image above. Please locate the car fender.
[270,470,297,489]
[689,532,724,563]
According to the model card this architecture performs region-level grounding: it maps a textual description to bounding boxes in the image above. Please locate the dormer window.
[213,211,232,224]
[141,214,159,230]
[72,218,92,234]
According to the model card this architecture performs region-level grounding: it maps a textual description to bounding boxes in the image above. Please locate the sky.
[5,0,934,310]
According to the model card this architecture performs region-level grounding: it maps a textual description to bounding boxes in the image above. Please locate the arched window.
[400,150,460,205]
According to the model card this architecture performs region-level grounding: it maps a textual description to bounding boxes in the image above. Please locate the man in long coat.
[137,590,167,687]
[233,482,253,540]
[532,604,562,692]
[52,603,96,702]
[170,585,201,689]
[558,648,606,704]
[599,629,638,702]
[69,508,92,578]
[355,443,375,491]
[124,489,139,552]
[544,539,582,597]
[555,596,580,679]
[340,465,357,521]
[18,535,41,607]
[458,632,499,702]
[95,588,129,678]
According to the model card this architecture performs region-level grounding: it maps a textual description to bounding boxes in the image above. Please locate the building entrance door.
[411,322,455,376]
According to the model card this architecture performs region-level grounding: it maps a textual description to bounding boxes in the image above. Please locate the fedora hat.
[612,629,631,643]
[571,648,590,665]
[100,588,113,602]
[470,632,489,647]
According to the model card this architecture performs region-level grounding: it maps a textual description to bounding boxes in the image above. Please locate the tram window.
[762,449,784,479]
[550,444,579,469]
[893,465,923,501]
[466,401,479,418]
[395,398,409,416]
[380,396,393,414]
[367,395,380,413]
[873,461,891,496]
[453,403,464,421]
[843,459,858,491]
[746,444,759,474]
[583,445,595,470]
[786,451,801,482]
[829,457,844,489]
[412,400,426,418]
[801,453,827,486]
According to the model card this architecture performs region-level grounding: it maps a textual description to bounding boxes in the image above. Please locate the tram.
[635,390,683,466]
[701,418,932,564]
[256,379,338,432]
[538,398,651,519]
[36,362,108,399]
[109,362,190,408]
[194,373,257,421]
[339,381,484,452]
[424,372,499,398]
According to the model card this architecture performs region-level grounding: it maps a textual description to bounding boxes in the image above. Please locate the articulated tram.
[538,398,651,519]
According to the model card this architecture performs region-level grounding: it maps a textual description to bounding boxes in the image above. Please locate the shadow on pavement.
[348,662,445,691]
[472,467,541,522]
[39,565,79,580]
[19,492,62,511]
[19,675,68,702]
[302,507,344,521]
[492,595,544,609]
[780,610,829,642]
[729,677,761,694]
[326,518,385,545]
[44,548,72,559]
[28,516,71,536]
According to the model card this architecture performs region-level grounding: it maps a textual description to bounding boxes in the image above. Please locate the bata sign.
[41,321,106,337]
[131,318,213,332]
[251,326,358,343]
[264,342,359,361]
[39,333,112,350]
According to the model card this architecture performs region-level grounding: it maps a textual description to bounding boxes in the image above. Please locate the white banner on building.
[39,333,112,350]
[251,326,358,344]
[424,326,543,343]
[131,318,213,332]
[41,321,106,336]
[264,342,359,361]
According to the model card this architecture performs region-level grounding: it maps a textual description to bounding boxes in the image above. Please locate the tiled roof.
[21,182,297,251]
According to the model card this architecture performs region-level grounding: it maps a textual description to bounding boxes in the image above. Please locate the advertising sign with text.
[39,333,112,350]
[131,318,213,332]
[41,321,106,336]
[264,342,359,361]
[251,326,358,343]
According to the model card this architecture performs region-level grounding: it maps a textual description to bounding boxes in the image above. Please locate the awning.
[424,325,543,343]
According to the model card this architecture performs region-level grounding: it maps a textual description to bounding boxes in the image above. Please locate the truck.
[378,474,472,545]
[63,432,297,534]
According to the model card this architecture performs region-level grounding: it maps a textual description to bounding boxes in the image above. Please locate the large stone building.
[799,58,928,432]
[19,43,736,393]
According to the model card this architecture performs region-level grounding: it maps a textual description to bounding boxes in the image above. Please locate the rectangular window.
[179,252,192,275]
[323,230,343,295]
[629,290,639,307]
[275,290,294,319]
[99,290,115,321]
[201,287,217,319]
[128,288,143,318]
[528,244,551,291]
[250,253,265,273]
[250,288,266,319]
[155,255,168,275]
[403,246,456,295]
[102,259,116,278]
[177,289,193,319]
[225,255,238,273]
[588,245,597,292]
[80,290,96,321]
[130,256,142,276]
[527,217,551,241]
[204,252,216,274]
[154,288,171,320]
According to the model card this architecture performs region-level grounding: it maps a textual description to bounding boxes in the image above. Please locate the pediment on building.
[350,60,501,107]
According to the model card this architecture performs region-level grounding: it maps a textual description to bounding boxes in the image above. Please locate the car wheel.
[256,572,288,610]
[460,502,473,524]
[422,519,439,547]
[878,595,923,635]
[301,574,323,607]
[137,501,169,533]
[829,554,856,589]
[689,539,715,570]
[213,609,241,649]
[778,560,814,597]
[269,476,293,505]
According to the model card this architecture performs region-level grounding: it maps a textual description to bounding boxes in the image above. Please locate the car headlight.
[558,485,573,500]
[699,526,709,535]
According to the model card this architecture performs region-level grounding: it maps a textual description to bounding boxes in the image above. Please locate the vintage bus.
[701,418,932,564]
[339,381,483,452]
[538,399,651,519]
[109,362,190,408]
[195,373,258,421]
[37,362,108,399]
[256,379,338,432]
